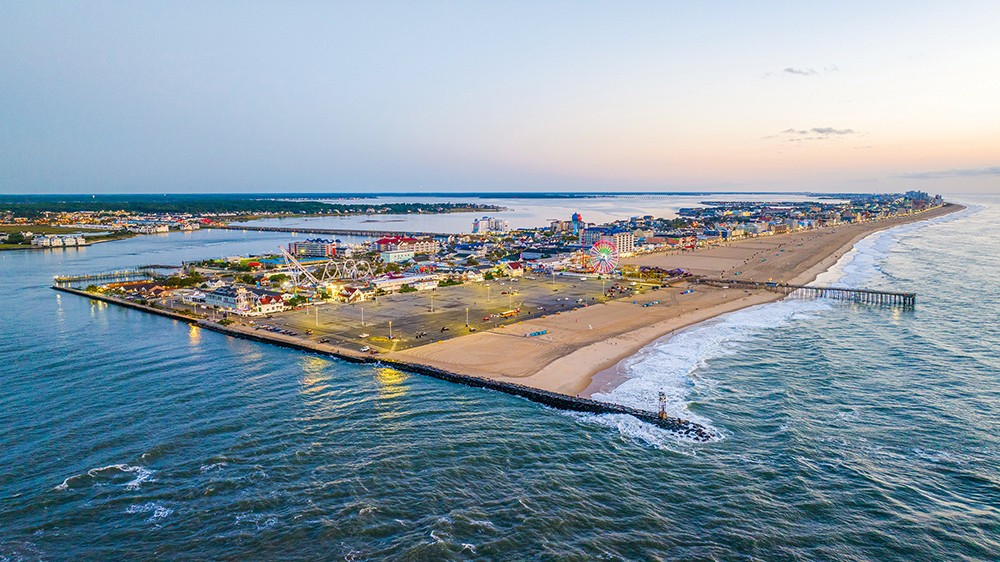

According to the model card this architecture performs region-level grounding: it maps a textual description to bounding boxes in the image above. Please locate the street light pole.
[389,320,392,339]
[466,307,469,326]
[361,306,365,326]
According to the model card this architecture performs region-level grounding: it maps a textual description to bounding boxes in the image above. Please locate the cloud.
[899,166,1000,179]
[810,127,856,135]
[764,65,839,78]
[783,67,818,76]
[770,127,859,140]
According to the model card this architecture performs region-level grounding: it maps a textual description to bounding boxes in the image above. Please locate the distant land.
[0,191,871,202]
[0,196,503,219]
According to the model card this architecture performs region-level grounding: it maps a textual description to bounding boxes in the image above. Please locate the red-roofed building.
[373,236,439,254]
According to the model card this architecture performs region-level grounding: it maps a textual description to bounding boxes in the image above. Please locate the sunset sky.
[2,1,998,194]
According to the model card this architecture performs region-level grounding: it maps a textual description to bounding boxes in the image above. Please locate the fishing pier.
[698,278,916,308]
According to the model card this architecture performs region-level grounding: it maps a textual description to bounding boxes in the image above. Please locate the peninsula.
[52,194,962,433]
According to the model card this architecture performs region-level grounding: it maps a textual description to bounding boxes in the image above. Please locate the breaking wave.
[589,211,963,447]
[54,464,155,491]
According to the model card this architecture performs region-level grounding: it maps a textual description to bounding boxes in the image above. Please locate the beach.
[393,204,963,397]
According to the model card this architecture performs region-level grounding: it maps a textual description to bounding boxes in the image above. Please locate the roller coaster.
[278,247,375,287]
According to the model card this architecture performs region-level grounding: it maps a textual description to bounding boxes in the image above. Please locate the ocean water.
[1,199,998,560]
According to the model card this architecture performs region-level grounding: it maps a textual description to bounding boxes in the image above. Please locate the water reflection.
[375,367,408,401]
[189,324,202,346]
[300,356,332,395]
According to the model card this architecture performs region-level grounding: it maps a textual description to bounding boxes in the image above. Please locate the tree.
[399,284,417,293]
[268,273,289,284]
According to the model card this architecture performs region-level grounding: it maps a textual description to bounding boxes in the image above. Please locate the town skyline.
[2,2,998,195]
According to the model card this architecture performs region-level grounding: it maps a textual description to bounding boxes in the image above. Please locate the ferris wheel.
[589,239,620,274]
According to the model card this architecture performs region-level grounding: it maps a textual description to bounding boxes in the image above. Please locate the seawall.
[52,285,717,442]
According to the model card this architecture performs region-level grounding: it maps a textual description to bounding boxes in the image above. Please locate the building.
[30,235,87,247]
[289,239,337,258]
[380,249,415,263]
[607,231,635,255]
[580,228,634,255]
[472,216,509,233]
[579,227,607,246]
[370,273,440,293]
[373,236,439,254]
[205,286,287,316]
[504,261,525,277]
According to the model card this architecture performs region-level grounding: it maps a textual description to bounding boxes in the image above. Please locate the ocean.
[1,196,997,560]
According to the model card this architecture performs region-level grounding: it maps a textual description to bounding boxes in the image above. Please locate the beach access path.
[392,204,963,397]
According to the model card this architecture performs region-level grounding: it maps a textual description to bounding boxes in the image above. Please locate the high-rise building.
[289,239,337,258]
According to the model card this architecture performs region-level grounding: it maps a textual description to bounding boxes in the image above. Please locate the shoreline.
[392,204,963,398]
[50,203,963,434]
[51,285,717,440]
[579,203,966,398]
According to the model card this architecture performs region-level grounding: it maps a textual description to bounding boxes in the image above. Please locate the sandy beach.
[393,204,962,398]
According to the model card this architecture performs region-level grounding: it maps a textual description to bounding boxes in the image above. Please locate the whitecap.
[54,463,155,491]
[125,502,173,521]
[199,462,228,473]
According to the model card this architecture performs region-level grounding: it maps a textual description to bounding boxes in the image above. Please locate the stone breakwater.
[52,285,717,442]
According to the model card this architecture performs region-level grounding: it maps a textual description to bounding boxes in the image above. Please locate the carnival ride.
[588,239,620,274]
[278,247,375,288]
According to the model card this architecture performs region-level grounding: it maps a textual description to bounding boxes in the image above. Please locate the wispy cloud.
[766,127,860,141]
[764,65,839,78]
[899,166,1000,179]
[783,67,817,76]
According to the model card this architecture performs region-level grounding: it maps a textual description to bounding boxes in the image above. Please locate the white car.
[360,346,371,352]
[359,333,369,338]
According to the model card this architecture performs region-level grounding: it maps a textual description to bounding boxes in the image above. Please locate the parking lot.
[252,274,660,353]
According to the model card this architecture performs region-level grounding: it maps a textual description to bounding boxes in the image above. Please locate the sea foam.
[54,463,155,491]
[586,214,957,447]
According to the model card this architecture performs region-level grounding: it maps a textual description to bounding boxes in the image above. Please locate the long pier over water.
[213,224,451,238]
[698,278,916,307]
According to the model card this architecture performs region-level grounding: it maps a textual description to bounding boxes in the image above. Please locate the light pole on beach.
[389,320,392,340]
[466,307,469,326]
[361,306,365,326]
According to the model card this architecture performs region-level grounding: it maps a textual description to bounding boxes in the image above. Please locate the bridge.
[697,278,916,308]
[212,224,453,238]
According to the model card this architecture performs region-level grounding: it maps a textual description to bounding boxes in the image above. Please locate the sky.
[1,1,998,195]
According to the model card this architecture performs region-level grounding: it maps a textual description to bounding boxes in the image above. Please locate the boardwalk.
[698,278,916,307]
